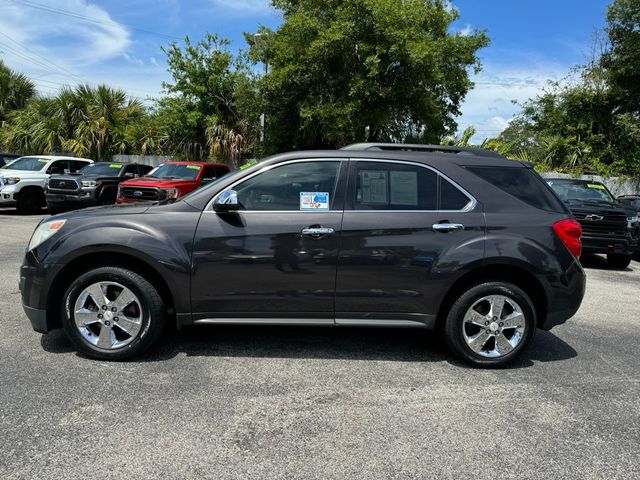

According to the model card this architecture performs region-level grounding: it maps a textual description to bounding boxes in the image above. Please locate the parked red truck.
[116,161,230,203]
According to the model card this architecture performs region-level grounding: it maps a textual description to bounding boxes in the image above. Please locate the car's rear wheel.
[443,282,536,367]
[62,267,166,360]
[607,253,631,270]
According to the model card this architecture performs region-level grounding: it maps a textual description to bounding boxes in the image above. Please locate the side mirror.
[213,190,240,213]
[124,172,135,178]
[201,178,213,185]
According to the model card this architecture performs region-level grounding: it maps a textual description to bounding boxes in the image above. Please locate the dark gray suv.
[20,144,586,367]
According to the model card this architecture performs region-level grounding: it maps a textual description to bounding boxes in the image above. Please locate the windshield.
[547,180,615,203]
[1,156,49,172]
[147,163,201,180]
[80,163,125,176]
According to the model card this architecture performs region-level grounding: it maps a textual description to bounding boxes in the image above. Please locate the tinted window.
[71,160,91,173]
[236,161,340,211]
[47,160,69,175]
[353,161,437,210]
[80,163,123,175]
[139,164,153,175]
[3,156,50,171]
[440,176,472,210]
[148,163,201,180]
[547,180,615,203]
[202,166,216,181]
[467,166,566,213]
[214,165,229,177]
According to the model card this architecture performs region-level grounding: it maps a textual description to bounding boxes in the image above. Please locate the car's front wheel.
[607,253,631,270]
[443,282,537,367]
[62,267,166,360]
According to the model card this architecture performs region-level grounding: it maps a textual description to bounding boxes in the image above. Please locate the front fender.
[34,210,201,314]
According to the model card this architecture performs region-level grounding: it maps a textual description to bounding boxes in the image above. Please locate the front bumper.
[20,250,64,333]
[46,189,99,208]
[0,185,18,205]
[581,234,637,255]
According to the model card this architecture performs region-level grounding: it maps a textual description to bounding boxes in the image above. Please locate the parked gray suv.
[20,144,586,367]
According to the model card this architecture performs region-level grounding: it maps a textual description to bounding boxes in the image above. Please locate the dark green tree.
[161,33,259,164]
[602,0,640,114]
[247,0,489,152]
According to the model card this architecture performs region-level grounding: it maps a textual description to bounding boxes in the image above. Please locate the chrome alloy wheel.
[462,295,526,358]
[73,282,144,350]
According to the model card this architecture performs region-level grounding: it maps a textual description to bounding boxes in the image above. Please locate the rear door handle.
[301,227,335,238]
[432,223,465,232]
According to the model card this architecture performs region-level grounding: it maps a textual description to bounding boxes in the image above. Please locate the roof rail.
[340,142,503,158]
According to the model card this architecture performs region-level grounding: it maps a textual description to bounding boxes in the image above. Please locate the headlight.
[160,188,179,200]
[82,180,99,188]
[3,177,21,185]
[28,219,66,251]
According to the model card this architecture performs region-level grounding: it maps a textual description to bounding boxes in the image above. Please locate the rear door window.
[349,161,472,211]
[466,166,567,213]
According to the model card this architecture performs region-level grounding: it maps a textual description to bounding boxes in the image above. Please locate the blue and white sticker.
[300,192,329,211]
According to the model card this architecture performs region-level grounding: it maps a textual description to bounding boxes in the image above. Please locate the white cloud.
[209,0,273,13]
[457,58,568,143]
[0,0,130,87]
[458,24,473,36]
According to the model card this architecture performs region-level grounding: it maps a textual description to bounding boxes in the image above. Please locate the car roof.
[162,161,228,167]
[257,148,523,169]
[17,155,92,161]
[341,142,504,158]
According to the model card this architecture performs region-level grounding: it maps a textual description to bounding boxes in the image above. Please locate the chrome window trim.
[349,158,477,213]
[204,157,477,214]
[205,158,344,212]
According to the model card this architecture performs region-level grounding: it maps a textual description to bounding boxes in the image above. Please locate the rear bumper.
[539,259,586,330]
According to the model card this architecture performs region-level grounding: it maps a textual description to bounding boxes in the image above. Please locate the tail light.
[553,218,582,258]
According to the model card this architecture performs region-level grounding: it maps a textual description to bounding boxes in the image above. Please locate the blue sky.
[0,0,611,142]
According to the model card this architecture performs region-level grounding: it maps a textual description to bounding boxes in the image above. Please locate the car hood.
[565,199,635,218]
[53,202,151,221]
[120,177,198,188]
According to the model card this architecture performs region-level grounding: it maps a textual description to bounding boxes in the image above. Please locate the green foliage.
[602,0,640,113]
[160,33,260,164]
[248,0,488,151]
[484,0,640,177]
[0,84,145,160]
[0,60,36,125]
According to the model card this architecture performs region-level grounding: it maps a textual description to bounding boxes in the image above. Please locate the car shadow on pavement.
[40,324,577,367]
[580,253,634,272]
[0,207,48,217]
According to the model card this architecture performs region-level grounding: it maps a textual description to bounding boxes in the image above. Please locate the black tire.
[443,282,537,368]
[62,266,166,360]
[607,253,632,270]
[17,189,44,214]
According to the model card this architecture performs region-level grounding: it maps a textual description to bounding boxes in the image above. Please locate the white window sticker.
[360,170,388,204]
[300,192,329,211]
[390,170,418,205]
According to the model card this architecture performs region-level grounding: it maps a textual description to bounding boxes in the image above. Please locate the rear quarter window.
[466,166,567,213]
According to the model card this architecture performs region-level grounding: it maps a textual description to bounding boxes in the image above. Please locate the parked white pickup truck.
[0,156,93,214]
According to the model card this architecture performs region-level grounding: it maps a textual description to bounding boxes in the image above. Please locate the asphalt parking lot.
[1,209,639,480]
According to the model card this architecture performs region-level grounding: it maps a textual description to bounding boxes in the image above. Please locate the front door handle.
[432,223,465,233]
[301,227,335,238]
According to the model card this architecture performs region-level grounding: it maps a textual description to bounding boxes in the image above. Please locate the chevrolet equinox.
[20,144,586,367]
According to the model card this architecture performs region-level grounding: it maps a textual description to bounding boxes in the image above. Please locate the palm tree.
[0,60,36,125]
[1,84,146,159]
